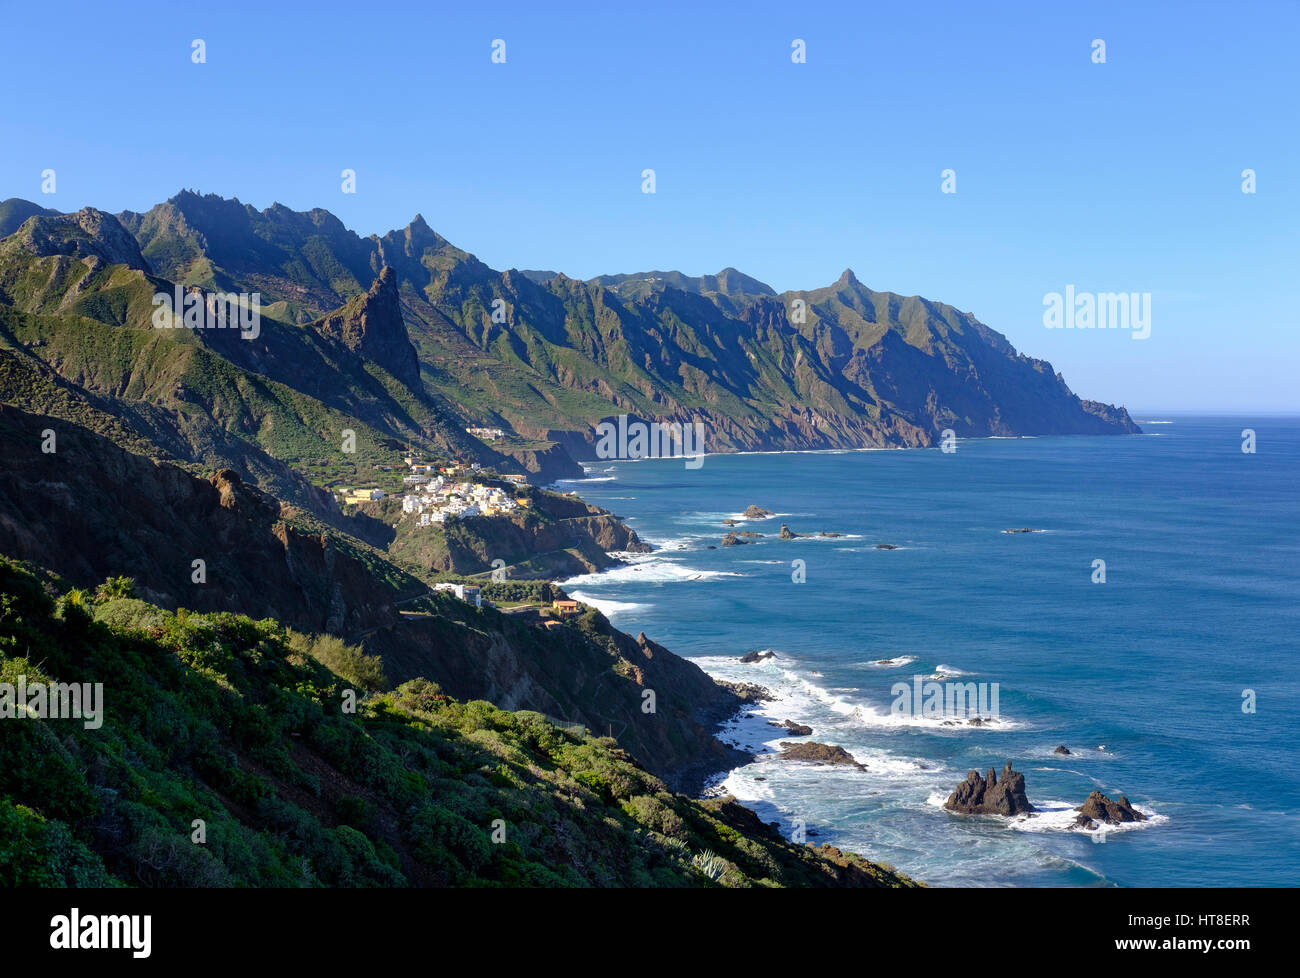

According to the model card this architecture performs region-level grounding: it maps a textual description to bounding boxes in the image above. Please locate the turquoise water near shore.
[560,416,1300,887]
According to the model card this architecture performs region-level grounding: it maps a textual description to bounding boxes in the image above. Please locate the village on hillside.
[336,450,529,527]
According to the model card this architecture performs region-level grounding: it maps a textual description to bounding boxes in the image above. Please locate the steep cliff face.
[365,601,749,792]
[1,193,1137,468]
[313,266,421,388]
[0,401,741,791]
[386,489,650,579]
[0,403,420,636]
[404,256,1142,453]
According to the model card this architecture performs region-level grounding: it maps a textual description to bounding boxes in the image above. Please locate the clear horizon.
[2,0,1296,413]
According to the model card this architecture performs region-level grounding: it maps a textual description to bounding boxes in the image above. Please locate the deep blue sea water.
[558,416,1300,887]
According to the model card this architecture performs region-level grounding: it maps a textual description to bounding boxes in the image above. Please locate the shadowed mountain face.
[0,401,419,636]
[313,266,421,388]
[1,190,1137,469]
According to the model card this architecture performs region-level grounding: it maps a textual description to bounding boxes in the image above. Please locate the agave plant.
[691,849,727,881]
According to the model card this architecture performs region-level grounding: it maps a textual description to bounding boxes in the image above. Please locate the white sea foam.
[925,792,1165,836]
[1004,800,1167,836]
[858,656,918,668]
[562,558,742,587]
[565,592,646,616]
[698,658,1024,733]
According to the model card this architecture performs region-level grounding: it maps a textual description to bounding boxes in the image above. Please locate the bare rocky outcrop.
[313,267,421,388]
[1073,791,1147,829]
[778,741,866,770]
[944,762,1034,816]
[769,719,813,736]
[11,207,149,270]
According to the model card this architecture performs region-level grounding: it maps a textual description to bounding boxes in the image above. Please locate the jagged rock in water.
[768,719,813,736]
[1075,791,1147,825]
[778,741,866,770]
[944,762,1034,816]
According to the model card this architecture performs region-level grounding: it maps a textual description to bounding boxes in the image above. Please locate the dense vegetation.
[0,556,918,888]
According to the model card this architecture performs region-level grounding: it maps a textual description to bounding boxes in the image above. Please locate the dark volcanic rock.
[778,741,866,770]
[738,530,763,538]
[723,681,774,702]
[818,531,843,538]
[768,719,813,736]
[944,762,1034,816]
[874,544,898,550]
[1054,745,1071,755]
[739,650,776,664]
[743,505,772,519]
[721,531,750,547]
[1002,527,1043,534]
[721,518,739,526]
[779,523,809,540]
[314,266,421,388]
[1076,791,1147,825]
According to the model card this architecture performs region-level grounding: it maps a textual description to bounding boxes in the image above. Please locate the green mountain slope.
[64,190,1136,457]
[0,557,918,887]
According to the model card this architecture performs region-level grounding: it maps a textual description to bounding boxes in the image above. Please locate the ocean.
[558,416,1300,887]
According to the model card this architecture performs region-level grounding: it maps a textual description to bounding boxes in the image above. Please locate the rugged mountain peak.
[835,268,861,288]
[313,266,421,388]
[402,213,448,247]
[7,207,149,271]
[712,267,776,296]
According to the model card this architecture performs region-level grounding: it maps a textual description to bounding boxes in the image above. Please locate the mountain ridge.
[0,191,1139,470]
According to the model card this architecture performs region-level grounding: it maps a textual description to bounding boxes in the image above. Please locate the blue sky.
[2,0,1296,412]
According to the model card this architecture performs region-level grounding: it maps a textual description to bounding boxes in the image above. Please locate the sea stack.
[943,762,1034,816]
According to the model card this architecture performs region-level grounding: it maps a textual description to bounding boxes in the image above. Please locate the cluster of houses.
[465,426,505,441]
[341,487,386,506]
[402,476,524,525]
[337,453,531,526]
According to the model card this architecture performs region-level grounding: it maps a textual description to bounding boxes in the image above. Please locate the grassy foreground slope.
[0,558,918,888]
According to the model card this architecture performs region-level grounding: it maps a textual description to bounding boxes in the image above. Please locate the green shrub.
[288,632,387,693]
